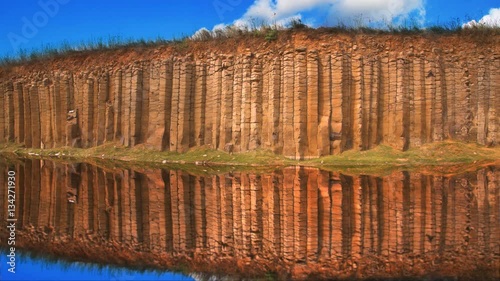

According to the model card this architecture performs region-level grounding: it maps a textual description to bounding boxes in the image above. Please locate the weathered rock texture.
[0,160,499,280]
[1,34,499,158]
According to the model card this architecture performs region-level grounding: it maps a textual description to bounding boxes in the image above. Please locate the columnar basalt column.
[294,48,308,160]
[4,82,15,142]
[194,61,207,148]
[240,54,252,152]
[220,56,234,151]
[130,67,143,147]
[318,54,331,156]
[282,50,295,158]
[306,51,319,158]
[22,83,32,147]
[13,82,24,143]
[249,62,262,150]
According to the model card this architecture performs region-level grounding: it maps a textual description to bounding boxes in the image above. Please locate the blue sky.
[0,1,499,57]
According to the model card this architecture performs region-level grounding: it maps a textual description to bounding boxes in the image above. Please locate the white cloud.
[334,0,425,25]
[463,8,500,28]
[232,0,425,27]
[194,0,426,37]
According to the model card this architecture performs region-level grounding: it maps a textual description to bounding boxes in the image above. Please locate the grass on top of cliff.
[1,18,499,69]
[1,141,499,173]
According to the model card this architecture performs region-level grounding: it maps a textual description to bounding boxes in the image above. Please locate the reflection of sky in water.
[0,251,193,281]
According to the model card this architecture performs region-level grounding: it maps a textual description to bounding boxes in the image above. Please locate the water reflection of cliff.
[0,160,498,280]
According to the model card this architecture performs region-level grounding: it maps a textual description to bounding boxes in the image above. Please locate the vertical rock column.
[130,68,143,146]
[269,56,282,154]
[240,54,252,151]
[51,77,62,146]
[161,61,174,151]
[177,60,194,152]
[372,58,382,147]
[0,84,5,142]
[393,57,407,150]
[4,82,15,142]
[212,57,222,150]
[444,59,456,140]
[486,57,498,146]
[261,55,270,151]
[30,85,42,148]
[366,55,383,151]
[193,61,207,148]
[432,55,445,142]
[140,65,150,146]
[231,56,243,152]
[45,78,56,148]
[23,83,32,147]
[351,54,364,151]
[13,82,24,143]
[220,56,234,151]
[402,58,411,150]
[204,56,222,150]
[203,58,213,148]
[453,61,471,142]
[282,50,295,158]
[59,74,72,146]
[318,54,331,156]
[330,54,343,154]
[438,56,450,141]
[423,58,435,143]
[340,54,354,152]
[81,76,94,148]
[411,57,426,147]
[294,48,308,160]
[94,74,108,146]
[306,51,319,158]
[170,60,180,151]
[112,70,123,144]
[249,62,262,150]
[368,58,381,148]
[145,62,163,149]
[476,57,488,145]
[104,72,115,142]
[121,69,131,147]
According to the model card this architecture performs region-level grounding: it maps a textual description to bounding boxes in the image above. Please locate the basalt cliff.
[0,31,498,159]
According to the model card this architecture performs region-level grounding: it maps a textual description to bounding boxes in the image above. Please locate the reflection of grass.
[311,141,500,165]
[1,140,499,175]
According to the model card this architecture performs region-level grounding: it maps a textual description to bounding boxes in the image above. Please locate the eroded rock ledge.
[0,33,498,159]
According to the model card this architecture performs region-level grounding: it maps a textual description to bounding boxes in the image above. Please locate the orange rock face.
[0,33,499,158]
[0,160,498,280]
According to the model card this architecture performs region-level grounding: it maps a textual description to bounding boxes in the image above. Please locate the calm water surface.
[0,158,499,280]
